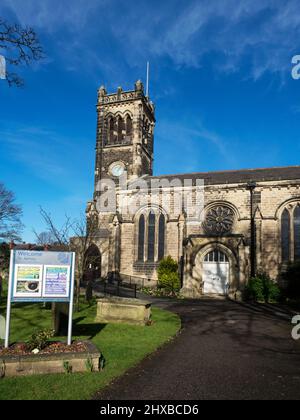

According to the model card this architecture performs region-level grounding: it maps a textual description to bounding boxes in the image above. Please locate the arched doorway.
[203,249,229,295]
[83,244,101,283]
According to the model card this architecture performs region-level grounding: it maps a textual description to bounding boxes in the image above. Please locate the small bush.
[26,329,55,351]
[244,273,281,303]
[282,262,300,299]
[244,277,264,302]
[63,360,73,374]
[157,256,180,293]
[141,286,183,299]
[158,256,178,275]
[158,272,180,292]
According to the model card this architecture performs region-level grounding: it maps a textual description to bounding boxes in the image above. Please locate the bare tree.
[0,17,44,86]
[0,242,10,272]
[70,214,100,308]
[36,207,73,247]
[33,230,57,246]
[0,183,23,241]
[37,207,99,310]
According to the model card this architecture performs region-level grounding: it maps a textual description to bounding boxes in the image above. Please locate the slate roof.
[147,166,300,186]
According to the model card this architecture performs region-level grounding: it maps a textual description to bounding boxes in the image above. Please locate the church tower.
[93,80,155,198]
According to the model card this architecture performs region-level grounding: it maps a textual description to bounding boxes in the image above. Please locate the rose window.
[203,206,235,235]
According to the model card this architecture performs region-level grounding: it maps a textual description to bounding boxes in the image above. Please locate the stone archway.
[202,249,230,295]
[193,243,238,296]
[83,244,101,283]
[181,239,242,299]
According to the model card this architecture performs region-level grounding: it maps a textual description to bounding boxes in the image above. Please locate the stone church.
[86,81,300,298]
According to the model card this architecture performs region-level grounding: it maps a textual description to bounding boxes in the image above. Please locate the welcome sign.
[10,250,74,302]
[4,250,76,347]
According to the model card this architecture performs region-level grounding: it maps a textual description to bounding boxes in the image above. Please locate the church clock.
[110,162,125,177]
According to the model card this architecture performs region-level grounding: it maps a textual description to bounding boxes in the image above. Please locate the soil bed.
[0,341,87,356]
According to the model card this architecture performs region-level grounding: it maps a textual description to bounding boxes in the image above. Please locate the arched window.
[281,209,290,262]
[294,206,300,261]
[280,203,300,263]
[138,215,145,261]
[117,117,124,142]
[158,214,165,261]
[136,210,166,263]
[109,117,115,143]
[204,250,229,263]
[147,212,155,261]
[84,244,101,281]
[126,115,132,139]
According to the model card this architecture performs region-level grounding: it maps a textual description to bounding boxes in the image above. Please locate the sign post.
[4,251,14,348]
[4,250,75,348]
[67,252,75,346]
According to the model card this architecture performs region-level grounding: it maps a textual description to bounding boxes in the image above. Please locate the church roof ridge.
[146,165,300,185]
[151,165,300,178]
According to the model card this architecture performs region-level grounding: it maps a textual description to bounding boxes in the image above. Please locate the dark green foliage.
[141,287,183,299]
[157,256,180,293]
[282,262,300,299]
[0,243,10,272]
[244,273,281,303]
[85,357,94,373]
[63,360,73,374]
[26,329,55,351]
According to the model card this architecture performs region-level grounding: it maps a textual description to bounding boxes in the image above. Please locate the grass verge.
[0,288,180,400]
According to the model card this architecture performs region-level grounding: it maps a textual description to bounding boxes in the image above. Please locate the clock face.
[110,162,125,177]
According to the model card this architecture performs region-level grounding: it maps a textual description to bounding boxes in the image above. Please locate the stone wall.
[91,178,300,295]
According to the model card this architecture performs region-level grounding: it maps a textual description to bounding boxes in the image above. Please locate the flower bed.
[0,340,102,378]
[0,341,87,356]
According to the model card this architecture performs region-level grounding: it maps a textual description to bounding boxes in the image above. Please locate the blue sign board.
[5,250,76,348]
[10,250,75,302]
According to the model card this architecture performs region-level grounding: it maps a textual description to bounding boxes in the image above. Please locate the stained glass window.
[147,212,156,261]
[281,209,290,262]
[294,206,300,261]
[138,214,145,261]
[158,214,165,261]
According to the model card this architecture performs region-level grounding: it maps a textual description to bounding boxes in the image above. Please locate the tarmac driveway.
[94,298,300,400]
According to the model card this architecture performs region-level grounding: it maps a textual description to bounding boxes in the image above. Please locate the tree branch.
[0,17,44,86]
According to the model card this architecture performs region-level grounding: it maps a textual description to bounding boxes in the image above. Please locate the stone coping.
[96,296,151,307]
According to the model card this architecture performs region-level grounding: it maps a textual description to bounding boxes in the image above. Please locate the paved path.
[94,298,300,400]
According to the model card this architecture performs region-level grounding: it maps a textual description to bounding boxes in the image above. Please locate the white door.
[203,250,229,295]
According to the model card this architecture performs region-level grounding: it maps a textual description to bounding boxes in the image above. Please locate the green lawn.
[0,287,180,400]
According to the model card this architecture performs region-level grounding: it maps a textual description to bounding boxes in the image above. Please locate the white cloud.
[2,0,104,32]
[2,0,300,80]
[111,0,300,79]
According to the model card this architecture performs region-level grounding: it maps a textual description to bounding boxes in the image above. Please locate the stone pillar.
[180,241,199,298]
[177,213,186,261]
[111,214,121,275]
[254,207,263,273]
[237,239,248,292]
[131,99,143,180]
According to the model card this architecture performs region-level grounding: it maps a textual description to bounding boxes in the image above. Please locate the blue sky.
[1,0,300,242]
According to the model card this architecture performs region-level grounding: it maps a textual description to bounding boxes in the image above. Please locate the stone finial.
[135,79,144,92]
[98,85,107,100]
[117,86,123,99]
